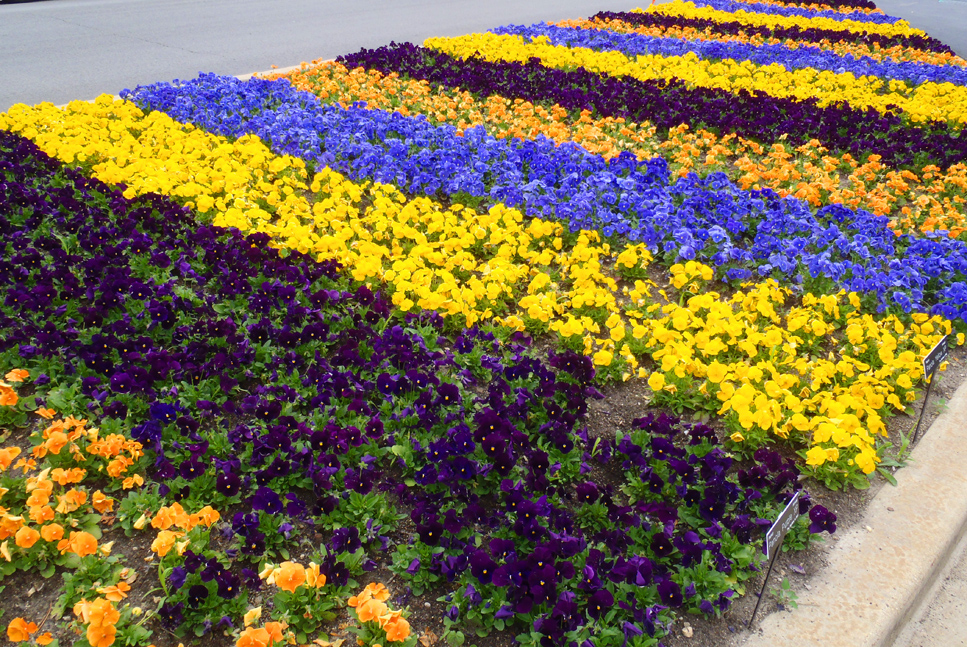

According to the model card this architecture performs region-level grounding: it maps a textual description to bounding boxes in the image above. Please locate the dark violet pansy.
[216,471,241,497]
[470,550,497,584]
[251,486,283,514]
[656,579,683,607]
[650,532,675,558]
[215,571,240,599]
[158,602,184,629]
[417,519,444,546]
[587,588,613,619]
[168,566,187,590]
[186,584,209,608]
[809,505,837,534]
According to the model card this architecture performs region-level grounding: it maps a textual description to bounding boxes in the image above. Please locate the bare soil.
[3,345,963,647]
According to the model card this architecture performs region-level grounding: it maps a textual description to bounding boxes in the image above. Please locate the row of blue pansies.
[489,23,967,88]
[688,0,901,23]
[121,73,967,322]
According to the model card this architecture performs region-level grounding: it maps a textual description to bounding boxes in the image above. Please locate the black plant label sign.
[923,335,950,384]
[765,490,801,561]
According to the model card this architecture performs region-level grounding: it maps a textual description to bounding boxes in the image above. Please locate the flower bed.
[1,0,964,645]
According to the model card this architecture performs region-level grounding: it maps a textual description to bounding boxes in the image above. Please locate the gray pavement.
[0,0,639,112]
[894,523,967,647]
[4,0,966,113]
[871,0,967,57]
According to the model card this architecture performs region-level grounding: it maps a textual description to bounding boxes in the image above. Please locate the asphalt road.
[0,0,641,111]
[872,0,967,58]
[4,0,967,112]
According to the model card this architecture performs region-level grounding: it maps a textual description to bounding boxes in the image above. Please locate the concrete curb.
[743,376,967,647]
[51,61,327,109]
[236,63,311,81]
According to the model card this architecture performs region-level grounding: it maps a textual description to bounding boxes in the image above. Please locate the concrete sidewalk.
[743,375,967,647]
[894,525,967,647]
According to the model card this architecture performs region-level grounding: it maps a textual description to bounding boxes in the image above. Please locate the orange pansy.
[305,561,326,588]
[86,623,117,647]
[14,525,40,549]
[121,474,144,489]
[28,505,55,524]
[190,505,220,527]
[264,622,286,644]
[96,582,131,602]
[4,369,28,382]
[384,616,411,642]
[41,523,64,542]
[273,561,307,593]
[235,627,272,647]
[51,467,87,485]
[355,598,389,624]
[0,385,17,407]
[92,490,114,513]
[0,514,24,539]
[151,502,190,530]
[6,617,37,642]
[59,530,98,557]
[55,488,88,514]
[363,582,390,601]
[150,530,184,557]
[44,431,69,455]
[0,447,21,471]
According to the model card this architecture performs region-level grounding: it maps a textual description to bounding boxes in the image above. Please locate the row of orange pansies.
[271,61,967,237]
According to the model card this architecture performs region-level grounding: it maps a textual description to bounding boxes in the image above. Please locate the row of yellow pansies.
[0,97,640,370]
[644,1,926,39]
[422,32,967,126]
[272,61,967,238]
[625,265,955,481]
[0,97,951,481]
[557,16,967,68]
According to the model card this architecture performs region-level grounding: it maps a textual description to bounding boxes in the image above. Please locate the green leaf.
[876,467,898,487]
[56,553,82,569]
[46,389,70,411]
[82,523,102,540]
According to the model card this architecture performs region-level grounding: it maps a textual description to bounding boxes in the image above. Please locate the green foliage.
[770,577,799,611]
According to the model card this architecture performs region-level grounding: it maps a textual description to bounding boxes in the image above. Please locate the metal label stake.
[911,335,949,446]
[749,491,801,628]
